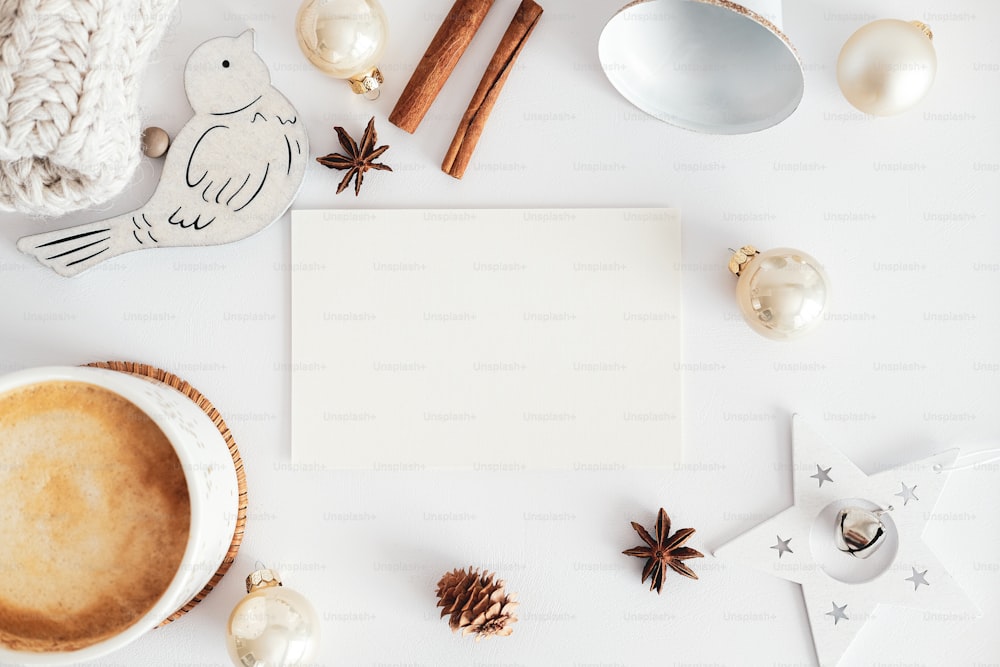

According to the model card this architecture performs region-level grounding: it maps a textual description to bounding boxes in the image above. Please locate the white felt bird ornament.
[18,31,309,277]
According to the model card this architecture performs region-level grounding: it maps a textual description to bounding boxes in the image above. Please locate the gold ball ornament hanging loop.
[348,68,385,100]
[246,568,283,592]
[910,21,933,40]
[728,245,759,276]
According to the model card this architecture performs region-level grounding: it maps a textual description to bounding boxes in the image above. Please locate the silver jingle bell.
[835,507,888,559]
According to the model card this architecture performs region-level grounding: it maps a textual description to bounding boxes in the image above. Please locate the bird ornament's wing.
[250,91,307,179]
[181,121,277,217]
[150,92,307,244]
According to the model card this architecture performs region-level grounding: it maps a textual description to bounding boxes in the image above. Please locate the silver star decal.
[810,464,833,487]
[905,567,929,590]
[826,602,849,625]
[895,482,919,505]
[770,535,793,558]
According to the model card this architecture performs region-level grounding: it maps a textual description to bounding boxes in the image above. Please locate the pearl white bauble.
[225,575,320,667]
[837,19,936,116]
[296,0,389,95]
[735,247,829,341]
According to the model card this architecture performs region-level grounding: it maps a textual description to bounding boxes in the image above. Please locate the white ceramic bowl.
[0,366,239,665]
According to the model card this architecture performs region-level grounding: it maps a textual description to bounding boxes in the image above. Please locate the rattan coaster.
[84,361,248,626]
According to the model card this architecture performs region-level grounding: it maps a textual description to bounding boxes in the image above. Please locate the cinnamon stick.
[442,0,543,180]
[389,0,496,134]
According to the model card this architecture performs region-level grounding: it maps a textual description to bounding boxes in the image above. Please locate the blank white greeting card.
[290,209,682,469]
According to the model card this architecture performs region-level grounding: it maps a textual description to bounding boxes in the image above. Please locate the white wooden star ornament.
[715,416,979,666]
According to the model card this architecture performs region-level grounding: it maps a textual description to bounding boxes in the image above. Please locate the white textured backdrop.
[0,0,998,665]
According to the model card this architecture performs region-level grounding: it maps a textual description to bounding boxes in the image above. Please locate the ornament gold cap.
[909,21,933,41]
[246,568,283,593]
[728,245,760,276]
[347,66,384,97]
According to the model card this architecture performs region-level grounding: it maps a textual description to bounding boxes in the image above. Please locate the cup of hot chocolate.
[0,366,240,665]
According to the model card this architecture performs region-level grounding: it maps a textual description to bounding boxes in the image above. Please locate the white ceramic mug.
[0,366,240,665]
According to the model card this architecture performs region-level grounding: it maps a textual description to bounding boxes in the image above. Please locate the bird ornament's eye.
[222,60,231,68]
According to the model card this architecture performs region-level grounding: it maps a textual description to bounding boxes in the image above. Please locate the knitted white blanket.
[0,0,177,217]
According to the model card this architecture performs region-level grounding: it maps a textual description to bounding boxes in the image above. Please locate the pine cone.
[435,567,518,640]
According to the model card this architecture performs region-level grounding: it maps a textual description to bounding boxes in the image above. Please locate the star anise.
[316,116,392,196]
[623,507,703,594]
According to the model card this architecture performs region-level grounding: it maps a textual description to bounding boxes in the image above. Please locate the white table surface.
[1,0,999,665]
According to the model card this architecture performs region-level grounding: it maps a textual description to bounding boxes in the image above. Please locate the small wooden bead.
[141,126,170,158]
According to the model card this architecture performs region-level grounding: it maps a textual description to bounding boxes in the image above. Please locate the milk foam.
[0,381,191,652]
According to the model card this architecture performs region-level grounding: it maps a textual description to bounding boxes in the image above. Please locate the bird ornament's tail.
[17,216,131,277]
